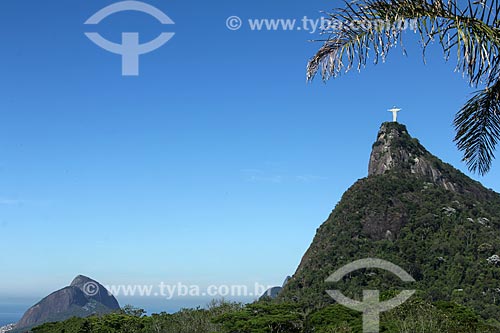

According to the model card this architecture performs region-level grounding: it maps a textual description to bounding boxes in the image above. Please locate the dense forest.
[30,298,500,333]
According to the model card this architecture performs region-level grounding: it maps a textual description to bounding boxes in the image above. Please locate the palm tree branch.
[308,0,500,174]
[454,80,500,175]
[308,0,500,87]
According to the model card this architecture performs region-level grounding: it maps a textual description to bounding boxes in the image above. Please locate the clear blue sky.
[1,0,499,309]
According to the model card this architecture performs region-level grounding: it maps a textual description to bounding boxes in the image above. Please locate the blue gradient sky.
[1,0,499,307]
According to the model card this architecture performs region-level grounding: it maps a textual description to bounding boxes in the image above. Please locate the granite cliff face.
[259,276,292,300]
[14,276,119,332]
[279,122,500,319]
[368,122,428,176]
[368,122,490,199]
[70,275,120,310]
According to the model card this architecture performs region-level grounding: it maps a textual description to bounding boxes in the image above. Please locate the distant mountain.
[259,287,283,300]
[69,275,119,310]
[12,275,119,333]
[259,276,291,300]
[279,122,500,320]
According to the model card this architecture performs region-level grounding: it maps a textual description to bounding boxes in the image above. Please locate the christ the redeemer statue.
[388,107,401,122]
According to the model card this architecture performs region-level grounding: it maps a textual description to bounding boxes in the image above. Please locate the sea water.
[0,303,31,327]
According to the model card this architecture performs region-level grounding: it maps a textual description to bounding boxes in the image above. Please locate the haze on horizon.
[1,0,500,305]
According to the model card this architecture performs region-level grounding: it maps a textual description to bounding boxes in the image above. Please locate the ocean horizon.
[0,313,22,327]
[0,302,32,327]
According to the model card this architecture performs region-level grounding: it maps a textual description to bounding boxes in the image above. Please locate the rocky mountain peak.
[70,275,120,311]
[368,122,490,198]
[70,275,94,288]
[13,275,119,332]
[369,122,428,176]
[279,123,500,319]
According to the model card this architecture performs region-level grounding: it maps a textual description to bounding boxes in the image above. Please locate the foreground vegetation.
[31,298,500,333]
[278,124,500,321]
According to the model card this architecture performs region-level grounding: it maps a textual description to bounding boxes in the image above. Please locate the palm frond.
[454,80,500,175]
[309,0,500,174]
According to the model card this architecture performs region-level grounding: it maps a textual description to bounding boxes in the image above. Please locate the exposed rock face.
[16,287,88,329]
[368,122,425,176]
[279,122,500,319]
[70,275,120,310]
[259,276,292,300]
[259,287,283,300]
[14,276,119,332]
[368,122,490,199]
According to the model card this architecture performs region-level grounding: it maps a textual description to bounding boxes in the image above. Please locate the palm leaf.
[454,80,500,175]
[308,0,500,174]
